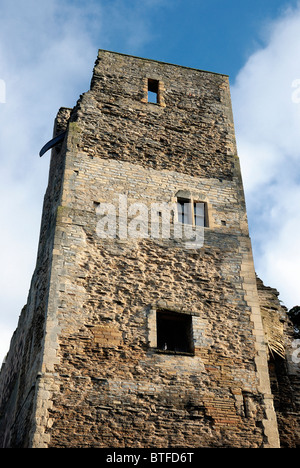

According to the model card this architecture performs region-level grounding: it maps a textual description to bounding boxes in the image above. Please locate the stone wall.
[0,109,69,448]
[0,50,281,448]
[257,278,300,448]
[79,50,237,181]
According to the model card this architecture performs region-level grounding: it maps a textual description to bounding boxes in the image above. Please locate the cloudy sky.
[1,0,300,363]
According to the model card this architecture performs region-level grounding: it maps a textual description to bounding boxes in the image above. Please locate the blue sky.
[113,0,297,77]
[1,0,300,362]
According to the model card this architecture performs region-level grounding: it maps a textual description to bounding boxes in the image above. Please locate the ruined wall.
[257,278,300,448]
[81,51,237,181]
[0,51,280,448]
[42,51,278,448]
[0,109,69,448]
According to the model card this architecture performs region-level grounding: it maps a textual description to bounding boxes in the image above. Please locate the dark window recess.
[157,310,193,353]
[148,79,159,103]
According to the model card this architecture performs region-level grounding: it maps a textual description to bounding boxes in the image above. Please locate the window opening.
[148,79,159,104]
[177,198,190,225]
[194,202,205,227]
[156,310,193,354]
[177,197,207,227]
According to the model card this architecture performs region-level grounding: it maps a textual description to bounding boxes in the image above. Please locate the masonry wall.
[0,50,280,448]
[0,109,69,447]
[257,278,300,448]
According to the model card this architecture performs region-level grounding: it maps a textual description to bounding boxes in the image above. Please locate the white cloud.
[231,3,300,309]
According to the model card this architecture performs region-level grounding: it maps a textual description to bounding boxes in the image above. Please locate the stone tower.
[0,50,281,448]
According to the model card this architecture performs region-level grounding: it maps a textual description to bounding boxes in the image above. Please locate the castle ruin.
[0,50,299,448]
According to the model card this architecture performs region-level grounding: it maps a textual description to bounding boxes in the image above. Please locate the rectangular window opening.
[194,202,206,227]
[148,79,159,104]
[177,198,208,228]
[156,310,194,354]
[177,198,190,225]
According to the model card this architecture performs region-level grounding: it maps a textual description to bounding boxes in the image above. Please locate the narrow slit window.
[156,310,193,354]
[177,198,191,225]
[194,202,205,227]
[148,79,159,104]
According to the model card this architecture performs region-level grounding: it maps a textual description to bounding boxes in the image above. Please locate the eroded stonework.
[0,50,298,448]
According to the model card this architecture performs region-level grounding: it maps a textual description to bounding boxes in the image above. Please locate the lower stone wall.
[40,210,275,447]
[257,277,300,448]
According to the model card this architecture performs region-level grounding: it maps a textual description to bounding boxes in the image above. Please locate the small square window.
[148,79,159,104]
[156,310,194,354]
